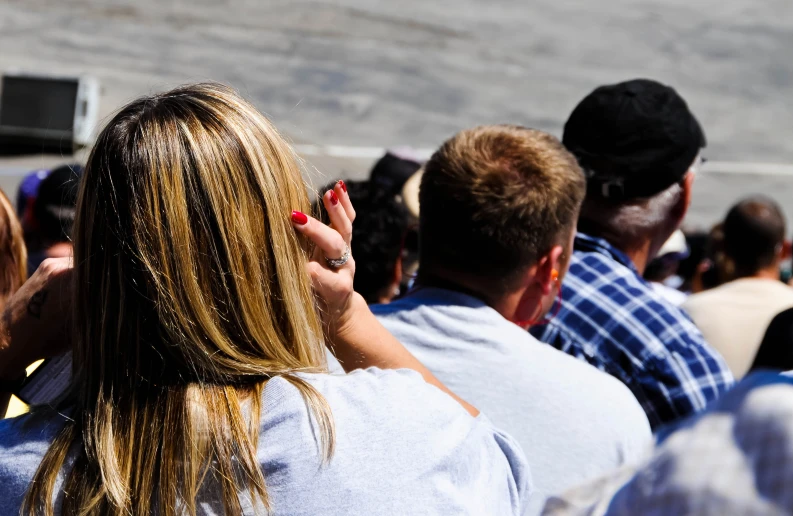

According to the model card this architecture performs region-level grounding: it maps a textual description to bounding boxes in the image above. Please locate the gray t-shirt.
[0,368,530,515]
[372,288,653,515]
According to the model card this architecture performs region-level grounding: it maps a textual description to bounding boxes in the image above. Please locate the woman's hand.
[0,257,73,382]
[291,180,362,341]
[290,181,478,416]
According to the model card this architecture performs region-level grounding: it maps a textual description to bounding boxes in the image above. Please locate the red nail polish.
[329,190,339,205]
[291,210,308,225]
[338,180,347,193]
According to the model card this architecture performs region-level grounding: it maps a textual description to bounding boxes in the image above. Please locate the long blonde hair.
[24,83,334,515]
[0,189,26,307]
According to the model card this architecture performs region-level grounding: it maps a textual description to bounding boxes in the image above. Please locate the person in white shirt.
[371,125,652,515]
[683,196,793,379]
[543,371,793,516]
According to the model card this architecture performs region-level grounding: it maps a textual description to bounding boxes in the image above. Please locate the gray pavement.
[2,0,793,228]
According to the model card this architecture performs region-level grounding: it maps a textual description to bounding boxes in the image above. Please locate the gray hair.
[579,179,684,248]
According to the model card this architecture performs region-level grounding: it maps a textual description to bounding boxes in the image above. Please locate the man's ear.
[672,172,695,223]
[664,172,695,233]
[535,245,564,295]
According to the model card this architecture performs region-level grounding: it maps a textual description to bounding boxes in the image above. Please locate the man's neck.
[579,227,659,276]
[417,270,517,320]
[616,238,654,275]
[737,265,781,282]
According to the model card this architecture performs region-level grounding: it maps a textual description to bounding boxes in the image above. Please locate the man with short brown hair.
[374,125,651,515]
[417,125,585,299]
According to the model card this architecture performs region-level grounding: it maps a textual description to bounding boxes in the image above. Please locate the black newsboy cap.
[562,78,706,201]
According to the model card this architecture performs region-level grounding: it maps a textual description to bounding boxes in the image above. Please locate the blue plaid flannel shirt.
[531,233,734,430]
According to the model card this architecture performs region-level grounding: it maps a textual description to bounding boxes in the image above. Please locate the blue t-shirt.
[0,368,530,515]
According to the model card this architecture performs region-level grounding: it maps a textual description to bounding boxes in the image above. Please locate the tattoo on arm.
[27,289,49,319]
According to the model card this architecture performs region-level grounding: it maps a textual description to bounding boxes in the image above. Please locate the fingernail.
[329,190,339,206]
[291,210,308,225]
[338,180,347,193]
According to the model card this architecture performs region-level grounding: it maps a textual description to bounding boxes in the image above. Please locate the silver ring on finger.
[325,244,351,269]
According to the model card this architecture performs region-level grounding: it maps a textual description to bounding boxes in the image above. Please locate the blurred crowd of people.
[0,78,792,515]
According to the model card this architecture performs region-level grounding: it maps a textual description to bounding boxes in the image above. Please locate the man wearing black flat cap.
[531,79,735,430]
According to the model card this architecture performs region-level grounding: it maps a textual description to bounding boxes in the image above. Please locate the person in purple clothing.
[531,79,734,430]
[16,164,82,275]
[16,168,50,229]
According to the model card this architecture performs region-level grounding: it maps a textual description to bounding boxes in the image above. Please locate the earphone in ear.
[516,268,564,328]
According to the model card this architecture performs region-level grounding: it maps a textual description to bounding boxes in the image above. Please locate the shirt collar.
[574,232,639,275]
[404,285,490,310]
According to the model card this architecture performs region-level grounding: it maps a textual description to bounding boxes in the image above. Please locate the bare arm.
[329,293,479,416]
[0,258,72,417]
[294,181,479,417]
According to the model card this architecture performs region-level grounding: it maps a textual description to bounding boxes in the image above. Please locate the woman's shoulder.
[295,366,436,398]
[259,368,531,515]
[260,367,480,476]
[0,410,69,514]
[265,367,468,429]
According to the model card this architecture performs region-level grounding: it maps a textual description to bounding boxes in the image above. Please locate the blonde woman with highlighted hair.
[0,83,529,515]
